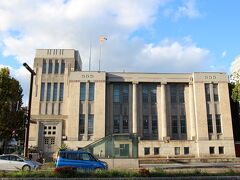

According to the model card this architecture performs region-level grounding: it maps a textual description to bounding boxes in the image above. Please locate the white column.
[132,82,138,134]
[189,82,196,140]
[161,82,167,139]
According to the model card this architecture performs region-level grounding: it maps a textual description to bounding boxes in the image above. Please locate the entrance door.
[43,137,56,153]
[119,144,129,157]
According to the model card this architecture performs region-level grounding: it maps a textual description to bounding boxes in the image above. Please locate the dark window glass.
[42,60,46,74]
[154,147,159,155]
[54,60,59,74]
[80,83,86,101]
[205,84,210,102]
[184,147,189,155]
[213,84,219,101]
[151,84,157,103]
[144,147,150,155]
[88,114,94,134]
[46,83,51,101]
[40,83,45,101]
[113,115,120,133]
[170,85,177,103]
[180,115,186,134]
[179,87,185,103]
[53,83,58,101]
[143,115,149,134]
[175,147,180,155]
[172,115,178,134]
[216,114,222,133]
[79,114,85,134]
[48,60,52,74]
[219,146,224,154]
[209,146,215,154]
[142,85,148,103]
[122,85,129,103]
[122,116,129,133]
[0,155,9,160]
[152,116,158,134]
[113,85,120,103]
[59,83,64,101]
[207,114,213,133]
[89,83,95,101]
[61,60,65,74]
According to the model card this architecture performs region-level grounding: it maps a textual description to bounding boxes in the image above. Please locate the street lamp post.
[23,63,36,158]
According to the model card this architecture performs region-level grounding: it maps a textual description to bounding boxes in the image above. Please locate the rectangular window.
[59,83,64,101]
[179,86,185,103]
[209,146,215,154]
[170,85,177,103]
[42,60,46,74]
[213,84,219,101]
[48,60,52,74]
[184,147,189,155]
[79,114,85,134]
[144,147,150,155]
[172,115,178,134]
[88,114,94,134]
[53,83,58,101]
[175,147,180,155]
[40,83,45,101]
[113,85,120,103]
[60,60,65,74]
[142,85,148,103]
[89,83,95,101]
[52,103,54,114]
[54,60,59,74]
[122,85,129,103]
[151,84,157,103]
[80,83,86,101]
[180,115,186,134]
[207,114,213,133]
[46,83,51,101]
[219,146,224,154]
[122,116,129,133]
[113,115,120,133]
[152,115,158,135]
[216,114,222,133]
[205,84,210,102]
[143,115,149,134]
[154,147,159,155]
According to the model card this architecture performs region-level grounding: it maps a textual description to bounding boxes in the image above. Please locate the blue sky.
[0,0,240,103]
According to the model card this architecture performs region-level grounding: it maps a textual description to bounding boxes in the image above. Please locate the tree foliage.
[231,81,240,102]
[0,67,25,141]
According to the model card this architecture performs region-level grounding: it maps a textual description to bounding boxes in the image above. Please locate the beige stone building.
[29,49,236,158]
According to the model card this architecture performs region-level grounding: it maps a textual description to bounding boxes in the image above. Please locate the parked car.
[56,151,108,170]
[0,154,42,171]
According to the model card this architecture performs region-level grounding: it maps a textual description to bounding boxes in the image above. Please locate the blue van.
[56,151,108,170]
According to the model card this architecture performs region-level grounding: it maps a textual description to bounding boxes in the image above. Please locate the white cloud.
[231,56,240,73]
[221,51,227,58]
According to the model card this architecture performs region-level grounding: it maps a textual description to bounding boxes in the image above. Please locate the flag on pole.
[99,37,107,42]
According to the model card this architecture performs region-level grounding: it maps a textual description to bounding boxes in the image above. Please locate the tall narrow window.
[170,86,177,103]
[152,115,158,135]
[179,87,185,103]
[213,84,219,101]
[143,116,149,134]
[122,116,129,133]
[42,60,46,74]
[207,114,213,133]
[59,83,64,101]
[142,85,148,103]
[40,83,45,101]
[53,83,58,101]
[180,115,186,134]
[113,85,120,103]
[48,60,52,74]
[80,83,86,101]
[113,115,120,133]
[205,84,210,102]
[88,114,94,134]
[89,83,95,101]
[172,115,178,134]
[54,60,59,74]
[122,85,129,103]
[46,83,51,101]
[61,60,65,74]
[151,84,157,103]
[216,114,222,133]
[79,114,85,134]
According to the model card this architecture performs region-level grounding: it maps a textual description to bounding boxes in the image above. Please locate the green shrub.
[54,166,77,177]
[138,168,150,177]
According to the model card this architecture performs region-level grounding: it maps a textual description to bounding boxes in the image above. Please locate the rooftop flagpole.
[98,37,107,72]
[89,41,92,72]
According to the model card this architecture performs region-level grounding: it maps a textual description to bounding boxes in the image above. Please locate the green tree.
[0,67,25,153]
[231,82,240,102]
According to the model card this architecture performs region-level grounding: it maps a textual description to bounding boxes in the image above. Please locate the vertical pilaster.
[132,82,138,134]
[189,82,196,140]
[84,82,89,140]
[161,82,167,139]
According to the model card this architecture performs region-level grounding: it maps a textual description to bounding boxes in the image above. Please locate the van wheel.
[22,165,31,171]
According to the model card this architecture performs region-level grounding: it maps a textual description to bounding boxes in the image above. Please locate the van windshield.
[59,152,98,161]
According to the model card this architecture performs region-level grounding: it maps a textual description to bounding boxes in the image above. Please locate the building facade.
[29,49,236,158]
